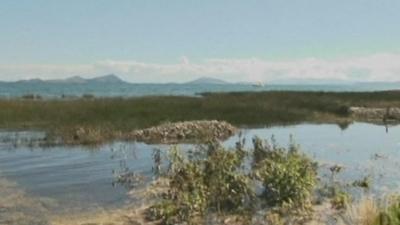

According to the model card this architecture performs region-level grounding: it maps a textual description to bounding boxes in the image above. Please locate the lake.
[1,122,400,223]
[1,82,400,98]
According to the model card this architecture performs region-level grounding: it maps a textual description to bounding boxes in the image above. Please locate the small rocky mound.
[129,120,237,144]
[350,107,400,121]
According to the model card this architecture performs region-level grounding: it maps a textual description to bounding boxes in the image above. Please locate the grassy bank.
[1,91,400,143]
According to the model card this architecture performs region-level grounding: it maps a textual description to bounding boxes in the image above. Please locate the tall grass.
[1,91,400,143]
[339,197,380,225]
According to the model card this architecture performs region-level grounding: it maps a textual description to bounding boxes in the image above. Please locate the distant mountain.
[62,76,87,83]
[16,78,44,84]
[88,74,124,83]
[186,77,229,85]
[15,74,126,84]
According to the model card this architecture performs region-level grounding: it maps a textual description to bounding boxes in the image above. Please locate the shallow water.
[225,123,400,194]
[0,141,164,215]
[1,122,400,222]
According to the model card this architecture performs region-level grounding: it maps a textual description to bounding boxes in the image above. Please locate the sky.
[1,0,400,83]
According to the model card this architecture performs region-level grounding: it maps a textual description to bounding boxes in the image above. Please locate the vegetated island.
[1,91,400,145]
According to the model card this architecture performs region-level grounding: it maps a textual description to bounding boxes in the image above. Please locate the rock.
[130,120,237,144]
[349,107,400,121]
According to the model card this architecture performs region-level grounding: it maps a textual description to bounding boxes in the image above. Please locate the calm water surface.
[2,82,400,98]
[1,122,400,217]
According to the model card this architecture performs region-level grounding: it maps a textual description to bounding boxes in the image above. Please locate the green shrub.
[252,137,318,208]
[331,190,352,210]
[148,147,207,224]
[375,199,400,225]
[147,144,254,224]
[204,144,254,213]
[148,137,321,224]
[353,176,372,190]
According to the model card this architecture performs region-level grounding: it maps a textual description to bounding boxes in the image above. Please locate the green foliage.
[252,137,318,208]
[3,91,400,144]
[353,176,372,190]
[374,200,400,225]
[318,164,353,210]
[204,145,254,212]
[147,136,388,224]
[148,144,254,224]
[329,164,345,181]
[150,147,207,224]
[331,190,352,210]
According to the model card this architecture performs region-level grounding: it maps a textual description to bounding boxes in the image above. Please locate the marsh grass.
[145,137,322,225]
[339,197,379,225]
[1,91,400,144]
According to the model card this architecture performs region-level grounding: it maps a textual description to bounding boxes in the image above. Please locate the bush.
[375,199,400,225]
[331,190,352,210]
[340,196,400,225]
[147,137,319,224]
[147,147,207,224]
[204,144,254,213]
[147,144,254,225]
[252,137,318,208]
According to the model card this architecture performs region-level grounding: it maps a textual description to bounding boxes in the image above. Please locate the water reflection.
[337,121,352,131]
[1,122,400,222]
[225,123,400,194]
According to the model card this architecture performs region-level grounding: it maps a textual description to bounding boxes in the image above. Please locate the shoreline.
[2,121,400,224]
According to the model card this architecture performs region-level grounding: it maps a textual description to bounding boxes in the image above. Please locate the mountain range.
[185,77,229,85]
[8,75,232,85]
[15,74,125,84]
[4,75,400,86]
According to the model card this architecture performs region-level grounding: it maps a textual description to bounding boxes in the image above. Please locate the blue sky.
[1,0,400,82]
